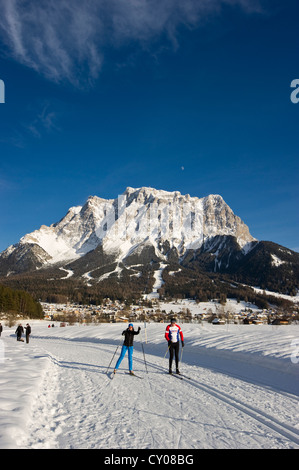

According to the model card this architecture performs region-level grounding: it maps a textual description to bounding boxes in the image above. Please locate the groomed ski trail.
[12,323,299,450]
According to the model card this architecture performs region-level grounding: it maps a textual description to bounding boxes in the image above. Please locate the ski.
[167,371,193,380]
[178,373,192,380]
[126,372,143,379]
[168,372,183,380]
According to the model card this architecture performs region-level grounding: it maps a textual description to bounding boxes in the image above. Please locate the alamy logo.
[0,340,4,364]
[94,195,203,242]
[291,339,299,364]
[290,79,299,104]
[0,79,4,103]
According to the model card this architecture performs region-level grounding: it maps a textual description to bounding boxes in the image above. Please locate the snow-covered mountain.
[0,187,255,274]
[0,186,298,297]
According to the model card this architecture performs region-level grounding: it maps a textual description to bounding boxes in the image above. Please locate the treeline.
[0,284,43,318]
[0,262,295,313]
[159,267,295,311]
[227,241,299,296]
[230,270,298,297]
[0,265,155,306]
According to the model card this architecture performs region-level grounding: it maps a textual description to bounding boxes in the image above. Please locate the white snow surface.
[0,321,298,449]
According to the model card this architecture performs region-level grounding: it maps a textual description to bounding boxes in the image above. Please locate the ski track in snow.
[0,322,299,449]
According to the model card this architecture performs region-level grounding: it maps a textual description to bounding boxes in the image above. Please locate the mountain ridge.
[0,186,255,271]
[0,187,298,302]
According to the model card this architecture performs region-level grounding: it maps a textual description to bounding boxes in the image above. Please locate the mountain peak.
[1,186,297,298]
[0,186,256,276]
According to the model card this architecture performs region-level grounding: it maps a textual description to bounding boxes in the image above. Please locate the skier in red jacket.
[165,318,184,374]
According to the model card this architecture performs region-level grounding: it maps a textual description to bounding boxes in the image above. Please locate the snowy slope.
[1,187,255,269]
[0,321,298,449]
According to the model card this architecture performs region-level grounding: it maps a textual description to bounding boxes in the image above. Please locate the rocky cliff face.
[202,194,253,249]
[1,187,298,298]
[0,187,256,278]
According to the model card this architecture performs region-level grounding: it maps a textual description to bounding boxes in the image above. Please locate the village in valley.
[41,295,299,327]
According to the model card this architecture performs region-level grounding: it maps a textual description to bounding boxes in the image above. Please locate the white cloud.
[25,102,59,139]
[0,0,263,88]
[0,0,104,87]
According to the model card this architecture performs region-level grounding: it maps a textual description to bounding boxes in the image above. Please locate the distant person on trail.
[165,318,184,374]
[25,323,31,343]
[114,323,141,376]
[15,324,24,341]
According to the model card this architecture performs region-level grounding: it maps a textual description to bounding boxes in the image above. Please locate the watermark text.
[291,339,299,364]
[0,79,4,103]
[0,340,4,364]
[290,79,299,103]
[94,195,203,243]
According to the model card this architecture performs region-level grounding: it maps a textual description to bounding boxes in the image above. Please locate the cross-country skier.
[114,323,141,375]
[165,318,184,374]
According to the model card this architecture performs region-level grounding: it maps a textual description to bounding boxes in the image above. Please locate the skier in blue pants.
[114,323,141,375]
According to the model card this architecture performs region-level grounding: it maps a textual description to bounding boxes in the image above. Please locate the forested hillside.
[0,284,43,318]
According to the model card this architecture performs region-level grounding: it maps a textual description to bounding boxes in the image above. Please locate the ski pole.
[180,344,184,364]
[106,337,122,373]
[141,342,148,374]
[140,329,148,373]
[163,344,170,359]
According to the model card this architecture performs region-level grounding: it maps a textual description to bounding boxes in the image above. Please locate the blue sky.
[0,0,298,253]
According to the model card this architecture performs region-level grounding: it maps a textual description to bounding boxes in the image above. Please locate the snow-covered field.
[0,320,298,450]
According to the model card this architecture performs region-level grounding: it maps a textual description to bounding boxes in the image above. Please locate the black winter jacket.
[15,325,24,336]
[25,325,31,335]
[122,327,140,346]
